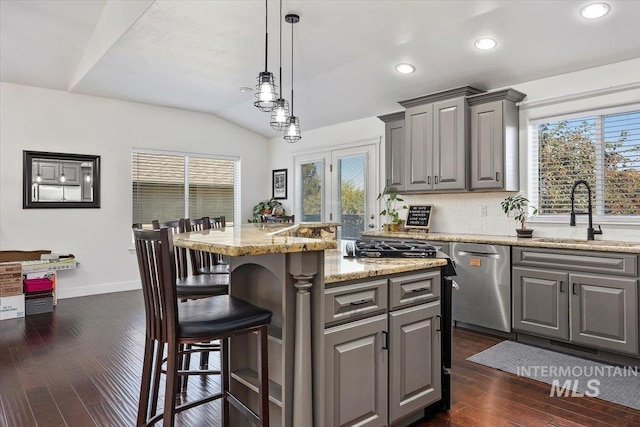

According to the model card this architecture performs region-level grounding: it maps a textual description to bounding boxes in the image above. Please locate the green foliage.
[377,186,407,225]
[539,119,640,215]
[341,181,365,214]
[251,198,282,222]
[501,195,537,230]
[301,163,322,216]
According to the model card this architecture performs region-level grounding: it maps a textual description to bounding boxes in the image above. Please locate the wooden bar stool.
[186,217,230,275]
[133,227,271,427]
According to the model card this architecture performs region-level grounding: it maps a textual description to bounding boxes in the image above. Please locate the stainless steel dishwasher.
[450,242,511,332]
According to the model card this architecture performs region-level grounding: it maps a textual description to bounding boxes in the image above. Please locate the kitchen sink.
[534,238,640,247]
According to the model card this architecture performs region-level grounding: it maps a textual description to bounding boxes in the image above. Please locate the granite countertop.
[173,223,337,256]
[324,249,447,284]
[362,231,640,254]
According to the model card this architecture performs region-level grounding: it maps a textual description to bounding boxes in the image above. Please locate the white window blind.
[529,105,640,218]
[132,151,238,225]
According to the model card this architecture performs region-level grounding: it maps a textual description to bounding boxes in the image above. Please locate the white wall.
[269,58,640,242]
[0,82,270,298]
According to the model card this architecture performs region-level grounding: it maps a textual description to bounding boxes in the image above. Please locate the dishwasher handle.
[455,250,500,259]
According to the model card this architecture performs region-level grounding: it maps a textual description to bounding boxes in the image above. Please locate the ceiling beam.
[68,0,155,91]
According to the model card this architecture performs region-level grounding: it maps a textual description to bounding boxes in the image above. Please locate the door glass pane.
[299,160,323,222]
[339,155,366,240]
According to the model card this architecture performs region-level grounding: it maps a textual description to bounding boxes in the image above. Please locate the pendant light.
[269,0,290,130]
[254,0,278,112]
[283,13,301,143]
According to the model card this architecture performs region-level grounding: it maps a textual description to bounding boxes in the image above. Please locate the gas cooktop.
[344,240,438,258]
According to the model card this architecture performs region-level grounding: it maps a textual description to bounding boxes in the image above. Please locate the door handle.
[559,281,564,293]
[496,172,500,182]
[434,176,439,184]
[382,331,389,350]
[436,315,442,333]
[572,283,577,295]
[427,176,431,185]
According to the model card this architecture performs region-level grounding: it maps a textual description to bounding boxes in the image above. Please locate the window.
[530,105,640,220]
[132,151,239,226]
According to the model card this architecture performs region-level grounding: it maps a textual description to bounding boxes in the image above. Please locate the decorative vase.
[273,206,284,216]
[516,228,534,238]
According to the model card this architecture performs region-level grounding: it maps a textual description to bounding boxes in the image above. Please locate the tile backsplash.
[400,192,640,242]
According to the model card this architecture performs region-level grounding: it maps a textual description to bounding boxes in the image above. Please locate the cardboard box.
[0,263,22,274]
[0,278,23,297]
[0,250,51,263]
[0,294,25,320]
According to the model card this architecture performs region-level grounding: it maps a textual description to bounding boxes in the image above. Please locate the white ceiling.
[2,0,640,139]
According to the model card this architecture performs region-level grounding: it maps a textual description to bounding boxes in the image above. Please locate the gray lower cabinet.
[512,267,569,340]
[389,301,441,424]
[512,252,639,356]
[324,314,388,427]
[570,273,638,355]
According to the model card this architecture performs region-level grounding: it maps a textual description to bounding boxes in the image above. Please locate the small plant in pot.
[501,195,538,238]
[251,198,283,222]
[377,186,408,232]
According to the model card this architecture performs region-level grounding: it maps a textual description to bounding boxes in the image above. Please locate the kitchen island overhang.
[173,224,450,427]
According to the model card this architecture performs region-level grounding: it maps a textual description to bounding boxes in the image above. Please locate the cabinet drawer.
[324,280,387,326]
[389,271,441,310]
[513,247,638,277]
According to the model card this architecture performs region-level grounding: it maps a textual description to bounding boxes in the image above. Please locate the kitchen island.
[173,224,448,427]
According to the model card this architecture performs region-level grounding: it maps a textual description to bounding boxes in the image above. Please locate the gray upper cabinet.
[33,160,82,186]
[378,112,405,192]
[399,86,484,193]
[467,89,526,191]
[404,103,433,191]
[433,98,467,191]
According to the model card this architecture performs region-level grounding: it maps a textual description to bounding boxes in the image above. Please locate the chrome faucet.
[569,180,603,240]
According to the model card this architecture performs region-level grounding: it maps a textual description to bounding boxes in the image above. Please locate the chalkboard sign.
[405,205,433,229]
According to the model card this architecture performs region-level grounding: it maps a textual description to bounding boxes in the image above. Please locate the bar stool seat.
[179,296,272,337]
[176,274,228,298]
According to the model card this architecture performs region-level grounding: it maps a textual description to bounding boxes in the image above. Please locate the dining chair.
[133,227,271,427]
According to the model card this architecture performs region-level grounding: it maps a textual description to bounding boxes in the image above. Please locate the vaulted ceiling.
[2,0,640,138]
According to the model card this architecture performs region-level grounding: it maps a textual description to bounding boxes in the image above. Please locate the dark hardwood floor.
[1,290,638,426]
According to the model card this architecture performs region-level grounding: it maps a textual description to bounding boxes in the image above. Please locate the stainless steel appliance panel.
[451,242,511,332]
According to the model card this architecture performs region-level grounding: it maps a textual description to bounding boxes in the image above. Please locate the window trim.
[527,103,640,224]
[132,148,241,226]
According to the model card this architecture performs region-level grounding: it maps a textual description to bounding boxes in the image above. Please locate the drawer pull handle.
[409,287,428,293]
[350,299,370,306]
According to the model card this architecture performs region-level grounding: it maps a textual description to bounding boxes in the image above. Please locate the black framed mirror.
[23,151,101,208]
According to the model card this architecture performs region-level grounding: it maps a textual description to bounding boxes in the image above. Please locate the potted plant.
[377,186,408,232]
[252,198,283,222]
[501,195,538,238]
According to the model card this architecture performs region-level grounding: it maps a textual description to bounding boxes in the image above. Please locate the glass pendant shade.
[254,72,278,112]
[270,98,290,130]
[284,116,301,143]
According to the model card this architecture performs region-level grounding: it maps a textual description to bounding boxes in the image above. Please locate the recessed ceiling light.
[474,38,497,50]
[580,2,610,19]
[395,63,415,74]
[239,87,253,93]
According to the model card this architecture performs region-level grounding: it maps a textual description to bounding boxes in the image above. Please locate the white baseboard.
[57,280,141,299]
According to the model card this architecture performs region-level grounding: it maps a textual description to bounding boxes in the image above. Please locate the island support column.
[289,252,319,427]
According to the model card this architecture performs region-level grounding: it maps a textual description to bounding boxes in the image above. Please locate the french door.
[295,141,378,240]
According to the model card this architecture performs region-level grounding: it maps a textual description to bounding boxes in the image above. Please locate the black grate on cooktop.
[344,240,437,258]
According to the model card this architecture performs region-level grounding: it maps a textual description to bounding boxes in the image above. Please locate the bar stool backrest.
[184,217,213,273]
[133,227,178,343]
[210,216,226,229]
[152,219,189,279]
